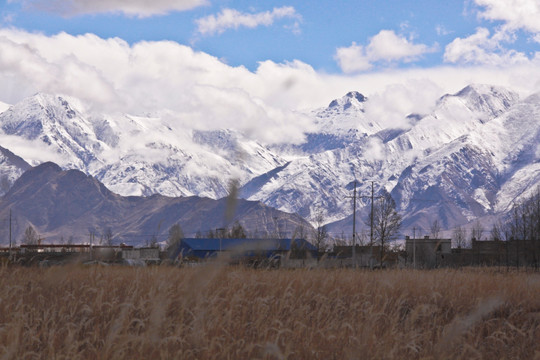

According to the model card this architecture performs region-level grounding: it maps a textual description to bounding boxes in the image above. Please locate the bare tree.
[358,230,369,246]
[104,227,114,246]
[453,226,467,248]
[471,220,484,241]
[22,225,39,245]
[333,230,351,246]
[502,187,540,267]
[367,191,402,266]
[228,221,247,238]
[430,219,441,239]
[148,234,158,248]
[313,210,328,261]
[166,223,184,258]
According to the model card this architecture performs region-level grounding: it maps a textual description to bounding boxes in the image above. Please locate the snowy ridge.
[244,84,528,230]
[0,84,539,233]
[0,101,10,114]
[0,94,287,199]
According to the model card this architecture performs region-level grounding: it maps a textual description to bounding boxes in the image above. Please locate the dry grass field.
[0,264,539,359]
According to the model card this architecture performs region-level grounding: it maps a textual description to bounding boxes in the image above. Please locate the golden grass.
[0,265,539,359]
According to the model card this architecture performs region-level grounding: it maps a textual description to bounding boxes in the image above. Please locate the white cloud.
[334,30,435,73]
[0,28,314,145]
[363,137,385,162]
[333,42,373,72]
[9,0,207,18]
[364,80,443,130]
[444,27,529,65]
[474,0,540,36]
[444,0,540,66]
[0,134,72,166]
[0,28,540,152]
[195,6,301,36]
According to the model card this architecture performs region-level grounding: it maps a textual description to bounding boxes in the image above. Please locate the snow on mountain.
[473,92,540,212]
[384,84,519,155]
[244,84,529,230]
[313,91,375,135]
[0,145,31,196]
[0,162,313,245]
[0,101,10,114]
[0,93,110,169]
[0,84,538,235]
[0,93,286,200]
[274,91,379,156]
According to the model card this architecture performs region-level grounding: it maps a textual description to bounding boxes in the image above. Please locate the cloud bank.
[334,30,436,73]
[9,0,207,17]
[0,28,540,148]
[195,6,300,36]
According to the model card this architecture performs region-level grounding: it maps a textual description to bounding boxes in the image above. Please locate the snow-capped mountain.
[0,162,313,245]
[275,91,379,155]
[243,85,525,227]
[0,94,286,198]
[0,145,31,196]
[0,94,110,169]
[0,84,538,235]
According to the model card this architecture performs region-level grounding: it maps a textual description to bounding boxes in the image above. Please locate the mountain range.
[0,162,312,245]
[0,84,539,242]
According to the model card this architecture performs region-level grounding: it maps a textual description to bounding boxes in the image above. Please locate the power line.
[346,180,385,268]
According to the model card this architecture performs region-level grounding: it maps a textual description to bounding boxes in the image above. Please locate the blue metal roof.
[181,238,315,251]
[172,238,316,259]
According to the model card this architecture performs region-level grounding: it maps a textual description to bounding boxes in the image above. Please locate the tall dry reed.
[0,265,538,359]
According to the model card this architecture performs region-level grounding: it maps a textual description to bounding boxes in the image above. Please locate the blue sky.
[0,0,539,144]
[2,0,538,72]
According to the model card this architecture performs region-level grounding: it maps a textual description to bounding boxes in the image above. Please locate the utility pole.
[352,181,357,267]
[345,181,358,267]
[414,226,417,269]
[9,209,12,259]
[347,180,383,269]
[370,181,374,269]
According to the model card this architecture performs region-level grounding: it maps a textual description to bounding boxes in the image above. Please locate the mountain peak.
[16,161,62,182]
[439,84,519,121]
[344,91,366,102]
[328,91,367,110]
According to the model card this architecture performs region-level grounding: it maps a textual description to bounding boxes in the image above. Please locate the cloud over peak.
[334,30,436,73]
[195,6,301,36]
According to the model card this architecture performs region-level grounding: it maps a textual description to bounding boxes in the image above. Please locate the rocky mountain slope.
[0,146,31,196]
[0,162,313,245]
[244,85,529,231]
[0,84,538,237]
[0,94,285,198]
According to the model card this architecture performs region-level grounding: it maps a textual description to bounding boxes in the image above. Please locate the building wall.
[122,248,159,260]
[405,236,451,269]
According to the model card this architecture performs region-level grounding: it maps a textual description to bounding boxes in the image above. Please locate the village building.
[468,239,540,268]
[405,236,451,269]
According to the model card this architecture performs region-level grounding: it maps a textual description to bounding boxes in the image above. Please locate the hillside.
[0,163,312,245]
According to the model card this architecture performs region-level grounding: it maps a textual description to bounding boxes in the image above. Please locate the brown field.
[0,264,539,359]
